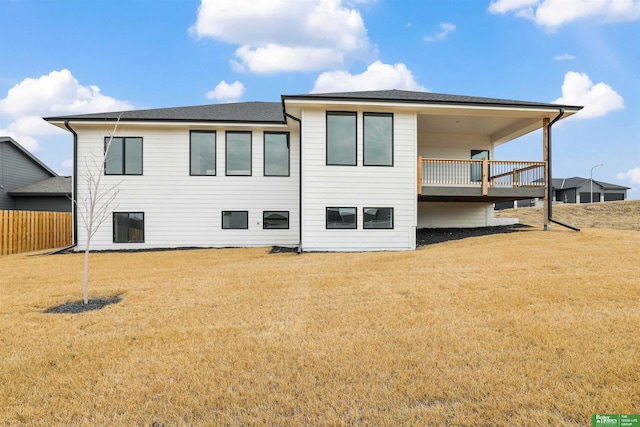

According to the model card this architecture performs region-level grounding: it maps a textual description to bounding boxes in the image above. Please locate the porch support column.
[417,155,423,196]
[543,117,550,230]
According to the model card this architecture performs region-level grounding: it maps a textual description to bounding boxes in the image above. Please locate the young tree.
[77,114,122,304]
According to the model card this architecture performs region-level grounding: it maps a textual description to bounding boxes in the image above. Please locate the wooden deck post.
[417,156,423,195]
[481,157,489,196]
[543,118,550,230]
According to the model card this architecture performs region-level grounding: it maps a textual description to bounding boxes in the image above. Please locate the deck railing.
[418,157,545,195]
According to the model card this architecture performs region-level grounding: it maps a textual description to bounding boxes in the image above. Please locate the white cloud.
[0,69,132,117]
[190,0,371,73]
[206,80,246,102]
[62,159,73,169]
[0,69,133,155]
[311,61,426,93]
[488,0,640,28]
[552,71,624,118]
[423,22,456,42]
[617,167,640,185]
[553,53,576,61]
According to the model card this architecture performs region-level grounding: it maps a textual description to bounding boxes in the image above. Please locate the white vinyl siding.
[301,108,417,251]
[74,125,299,250]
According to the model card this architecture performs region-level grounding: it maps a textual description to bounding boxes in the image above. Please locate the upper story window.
[327,112,356,166]
[226,131,252,176]
[364,113,393,166]
[264,132,290,176]
[190,131,216,176]
[105,137,142,175]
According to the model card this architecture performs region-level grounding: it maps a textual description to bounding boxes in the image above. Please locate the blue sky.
[1,0,638,197]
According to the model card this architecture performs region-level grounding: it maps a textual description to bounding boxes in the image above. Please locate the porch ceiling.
[417,113,545,146]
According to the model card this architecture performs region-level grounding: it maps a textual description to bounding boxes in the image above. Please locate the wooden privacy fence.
[1,210,72,255]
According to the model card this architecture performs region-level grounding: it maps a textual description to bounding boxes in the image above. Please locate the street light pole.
[590,163,603,203]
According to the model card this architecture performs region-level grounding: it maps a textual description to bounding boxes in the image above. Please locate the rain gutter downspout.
[546,109,580,232]
[284,112,303,253]
[63,120,79,248]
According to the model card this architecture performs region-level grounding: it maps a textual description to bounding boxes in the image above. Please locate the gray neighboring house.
[0,136,72,212]
[495,176,630,210]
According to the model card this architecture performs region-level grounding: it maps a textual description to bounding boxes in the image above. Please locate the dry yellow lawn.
[1,228,639,425]
[495,199,640,231]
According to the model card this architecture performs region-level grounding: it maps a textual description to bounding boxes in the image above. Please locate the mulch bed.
[44,296,122,314]
[417,224,531,247]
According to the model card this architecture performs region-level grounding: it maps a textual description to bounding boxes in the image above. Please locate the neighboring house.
[44,89,581,252]
[8,176,72,212]
[495,177,630,210]
[0,136,71,212]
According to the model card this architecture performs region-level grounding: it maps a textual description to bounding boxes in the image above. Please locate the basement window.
[326,207,357,229]
[263,211,289,229]
[363,207,394,229]
[222,211,248,229]
[113,212,144,243]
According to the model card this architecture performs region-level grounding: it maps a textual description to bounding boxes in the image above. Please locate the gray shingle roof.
[44,90,583,124]
[0,136,57,176]
[553,177,630,190]
[282,89,583,110]
[44,102,285,123]
[9,176,72,196]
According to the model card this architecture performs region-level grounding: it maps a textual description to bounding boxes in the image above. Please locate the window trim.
[263,131,290,177]
[222,210,249,229]
[326,207,357,230]
[105,136,143,176]
[363,112,394,167]
[363,207,394,230]
[225,131,252,176]
[189,130,217,176]
[263,211,290,229]
[112,212,145,243]
[326,111,357,166]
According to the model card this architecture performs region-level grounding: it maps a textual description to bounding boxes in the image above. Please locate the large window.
[363,207,394,229]
[113,212,144,243]
[326,207,357,229]
[190,131,216,175]
[222,211,248,229]
[364,113,393,166]
[264,132,290,176]
[263,211,289,229]
[226,131,252,176]
[105,137,142,175]
[327,112,356,166]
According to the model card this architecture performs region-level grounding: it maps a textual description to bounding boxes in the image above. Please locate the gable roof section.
[44,102,285,124]
[282,89,583,111]
[9,176,72,196]
[0,136,57,177]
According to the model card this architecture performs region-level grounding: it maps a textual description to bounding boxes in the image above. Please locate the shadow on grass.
[44,295,122,314]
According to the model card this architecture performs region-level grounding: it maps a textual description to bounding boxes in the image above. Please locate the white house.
[45,89,581,252]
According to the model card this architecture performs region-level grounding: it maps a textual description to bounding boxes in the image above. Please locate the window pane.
[263,211,289,229]
[105,138,123,174]
[363,207,393,229]
[226,132,251,175]
[114,212,144,243]
[191,132,216,175]
[125,138,142,174]
[327,113,356,165]
[364,114,393,166]
[264,133,289,176]
[222,211,248,229]
[326,207,356,229]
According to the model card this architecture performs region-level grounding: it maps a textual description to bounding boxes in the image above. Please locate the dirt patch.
[44,295,122,314]
[417,224,531,247]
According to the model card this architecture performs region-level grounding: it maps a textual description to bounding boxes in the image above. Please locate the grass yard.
[1,227,639,425]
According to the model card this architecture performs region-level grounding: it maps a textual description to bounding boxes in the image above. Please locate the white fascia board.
[48,120,289,130]
[284,98,580,117]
